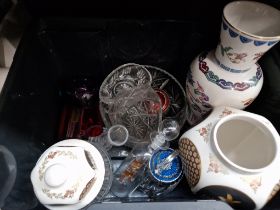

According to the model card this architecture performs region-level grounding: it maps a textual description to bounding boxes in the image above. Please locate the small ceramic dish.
[30,139,112,210]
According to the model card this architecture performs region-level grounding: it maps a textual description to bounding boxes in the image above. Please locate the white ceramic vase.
[186,1,280,125]
[179,106,280,210]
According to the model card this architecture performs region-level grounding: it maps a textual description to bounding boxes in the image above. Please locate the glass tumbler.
[88,124,129,151]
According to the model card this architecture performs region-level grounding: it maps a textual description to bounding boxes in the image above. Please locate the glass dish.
[100,65,187,130]
[99,63,152,105]
[145,65,187,129]
[107,85,162,145]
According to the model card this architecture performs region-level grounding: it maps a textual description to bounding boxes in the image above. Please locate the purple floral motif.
[232,82,251,91]
[193,82,210,103]
[186,81,211,111]
[216,79,234,90]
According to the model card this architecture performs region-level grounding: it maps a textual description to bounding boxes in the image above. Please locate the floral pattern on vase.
[242,98,255,107]
[216,16,280,72]
[253,52,264,61]
[219,107,234,118]
[220,44,247,64]
[186,50,264,125]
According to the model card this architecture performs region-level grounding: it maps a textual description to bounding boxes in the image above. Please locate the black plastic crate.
[0,1,280,209]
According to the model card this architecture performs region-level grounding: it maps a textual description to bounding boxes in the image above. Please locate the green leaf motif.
[224,47,233,52]
[220,44,233,57]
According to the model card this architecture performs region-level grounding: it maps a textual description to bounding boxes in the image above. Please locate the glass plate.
[144,65,187,128]
[99,63,152,105]
[100,65,187,132]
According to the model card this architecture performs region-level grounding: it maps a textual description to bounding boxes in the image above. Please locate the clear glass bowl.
[100,65,187,131]
[99,63,152,105]
[105,85,162,146]
[145,65,187,129]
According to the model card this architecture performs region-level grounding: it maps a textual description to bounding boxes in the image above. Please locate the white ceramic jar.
[30,139,112,210]
[179,106,280,210]
[186,1,280,125]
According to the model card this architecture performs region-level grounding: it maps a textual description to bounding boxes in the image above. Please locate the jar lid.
[149,148,182,183]
[31,139,106,210]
